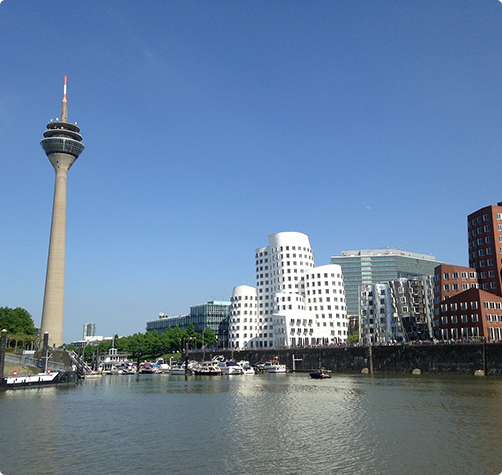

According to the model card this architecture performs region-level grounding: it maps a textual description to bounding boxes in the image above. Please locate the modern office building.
[146,314,189,334]
[83,323,96,339]
[229,232,348,349]
[331,249,441,317]
[359,276,434,344]
[40,77,85,347]
[146,301,230,342]
[467,202,502,295]
[189,300,231,342]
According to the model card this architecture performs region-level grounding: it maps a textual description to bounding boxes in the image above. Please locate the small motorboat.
[216,359,243,375]
[193,361,222,376]
[309,369,331,379]
[238,361,255,375]
[264,360,287,373]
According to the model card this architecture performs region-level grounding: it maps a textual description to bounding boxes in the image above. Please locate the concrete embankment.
[211,343,502,376]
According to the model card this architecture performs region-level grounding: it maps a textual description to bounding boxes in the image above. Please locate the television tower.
[40,77,85,347]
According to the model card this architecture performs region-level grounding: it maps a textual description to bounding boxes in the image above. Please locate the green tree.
[348,331,359,344]
[0,307,36,336]
[200,327,216,347]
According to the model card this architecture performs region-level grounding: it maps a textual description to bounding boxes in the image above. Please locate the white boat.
[193,361,222,376]
[264,360,287,373]
[1,370,78,390]
[238,361,255,375]
[170,362,193,375]
[156,358,171,373]
[216,359,243,375]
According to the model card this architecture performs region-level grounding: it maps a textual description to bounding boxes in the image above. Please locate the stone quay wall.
[209,343,502,376]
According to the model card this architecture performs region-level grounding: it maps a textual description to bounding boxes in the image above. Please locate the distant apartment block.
[331,249,441,317]
[70,323,108,347]
[359,276,434,344]
[229,231,348,349]
[83,322,96,339]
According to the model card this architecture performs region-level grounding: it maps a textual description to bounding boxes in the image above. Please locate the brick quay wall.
[207,343,502,376]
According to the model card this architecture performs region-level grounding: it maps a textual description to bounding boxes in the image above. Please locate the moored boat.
[0,370,78,390]
[170,362,194,375]
[264,360,287,373]
[193,361,222,376]
[156,358,171,373]
[238,361,255,375]
[216,359,243,375]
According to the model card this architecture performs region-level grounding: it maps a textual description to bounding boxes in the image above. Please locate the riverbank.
[211,342,502,376]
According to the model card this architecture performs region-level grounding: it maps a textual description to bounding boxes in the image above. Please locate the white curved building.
[229,285,258,349]
[304,264,348,343]
[229,232,348,349]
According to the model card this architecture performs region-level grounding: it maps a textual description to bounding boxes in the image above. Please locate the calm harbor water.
[1,372,502,475]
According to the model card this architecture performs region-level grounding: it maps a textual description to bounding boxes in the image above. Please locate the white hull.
[264,361,287,373]
[170,367,189,375]
[238,361,255,375]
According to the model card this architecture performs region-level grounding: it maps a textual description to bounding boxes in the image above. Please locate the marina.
[1,372,502,475]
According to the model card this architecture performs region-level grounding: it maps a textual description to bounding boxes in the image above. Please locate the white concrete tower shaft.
[40,77,85,347]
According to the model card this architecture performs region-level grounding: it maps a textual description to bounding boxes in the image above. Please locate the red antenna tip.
[63,76,67,101]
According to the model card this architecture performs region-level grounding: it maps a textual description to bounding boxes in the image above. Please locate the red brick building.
[433,202,502,341]
[467,202,502,295]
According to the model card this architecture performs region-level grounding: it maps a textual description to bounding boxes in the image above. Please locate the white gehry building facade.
[228,285,258,347]
[229,232,348,349]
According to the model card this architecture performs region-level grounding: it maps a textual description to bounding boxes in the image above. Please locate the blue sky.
[1,1,502,343]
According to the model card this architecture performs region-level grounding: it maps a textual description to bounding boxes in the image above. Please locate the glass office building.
[146,301,230,341]
[331,249,441,316]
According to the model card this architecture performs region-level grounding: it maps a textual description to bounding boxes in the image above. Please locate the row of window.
[441,283,479,292]
[435,271,477,283]
[307,289,345,296]
[470,247,494,258]
[438,314,479,325]
[436,327,480,339]
[468,213,502,229]
[440,301,479,312]
[471,259,495,269]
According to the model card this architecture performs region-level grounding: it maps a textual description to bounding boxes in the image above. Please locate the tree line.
[68,324,218,362]
[1,306,219,361]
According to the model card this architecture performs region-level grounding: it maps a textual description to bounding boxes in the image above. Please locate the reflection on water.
[1,373,502,475]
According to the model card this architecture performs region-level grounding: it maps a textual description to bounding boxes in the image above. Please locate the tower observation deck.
[40,77,85,347]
